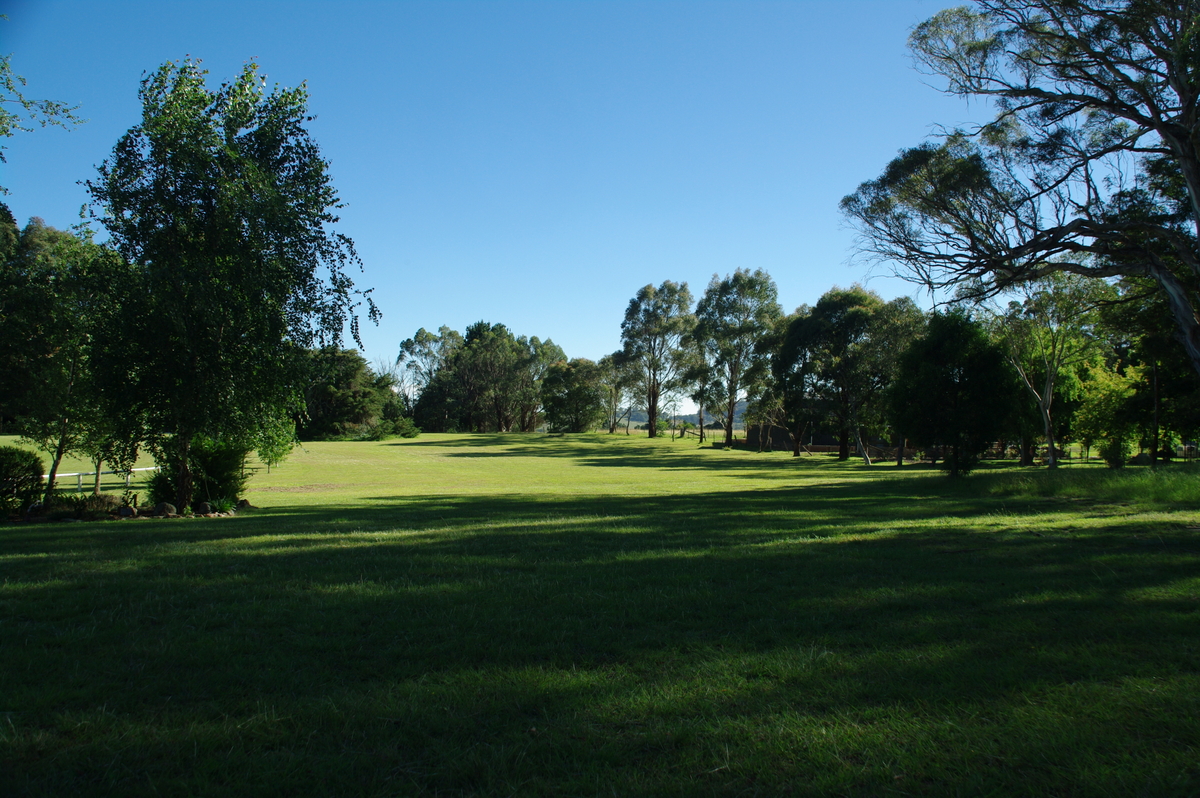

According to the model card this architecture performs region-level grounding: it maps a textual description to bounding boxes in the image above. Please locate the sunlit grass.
[2,433,1198,795]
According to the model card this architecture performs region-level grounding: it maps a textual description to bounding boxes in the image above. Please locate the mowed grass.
[2,433,1199,796]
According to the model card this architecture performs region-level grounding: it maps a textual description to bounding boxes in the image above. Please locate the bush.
[41,492,121,521]
[1099,437,1130,468]
[148,437,251,510]
[360,417,421,441]
[0,446,44,513]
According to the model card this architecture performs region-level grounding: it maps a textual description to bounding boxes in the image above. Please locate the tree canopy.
[86,59,376,508]
[842,0,1200,377]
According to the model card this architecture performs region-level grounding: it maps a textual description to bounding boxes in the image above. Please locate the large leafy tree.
[693,268,783,446]
[1,216,129,501]
[542,358,606,433]
[87,60,376,509]
[298,348,397,440]
[777,286,923,461]
[890,311,1023,476]
[620,281,694,438]
[842,1,1200,377]
[989,273,1113,467]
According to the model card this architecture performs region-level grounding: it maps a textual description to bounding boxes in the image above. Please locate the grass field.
[3,433,1199,796]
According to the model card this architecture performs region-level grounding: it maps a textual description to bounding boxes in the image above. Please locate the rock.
[235,499,256,511]
[153,502,176,517]
[118,506,138,518]
[195,501,212,515]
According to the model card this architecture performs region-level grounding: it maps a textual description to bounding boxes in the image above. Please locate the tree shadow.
[4,482,1198,795]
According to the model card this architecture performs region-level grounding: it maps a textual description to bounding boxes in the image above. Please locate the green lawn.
[3,433,1199,796]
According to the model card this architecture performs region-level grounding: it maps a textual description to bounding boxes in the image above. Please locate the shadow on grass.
[4,478,1200,795]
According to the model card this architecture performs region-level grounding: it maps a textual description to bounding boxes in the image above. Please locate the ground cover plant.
[2,434,1198,796]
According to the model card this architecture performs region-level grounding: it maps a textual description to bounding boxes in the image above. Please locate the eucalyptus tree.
[842,0,1200,377]
[620,281,694,438]
[397,326,464,403]
[598,353,637,434]
[693,268,783,446]
[990,273,1113,467]
[87,60,376,509]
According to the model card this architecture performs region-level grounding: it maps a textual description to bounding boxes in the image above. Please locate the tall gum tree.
[694,268,782,446]
[989,272,1113,467]
[87,60,377,509]
[842,1,1200,377]
[620,281,694,438]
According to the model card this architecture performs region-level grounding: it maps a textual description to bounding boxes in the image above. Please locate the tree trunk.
[838,426,850,460]
[1151,360,1160,468]
[1039,402,1058,469]
[724,392,736,447]
[895,432,905,467]
[646,382,660,438]
[697,401,705,443]
[93,458,103,495]
[175,436,194,511]
[855,427,872,466]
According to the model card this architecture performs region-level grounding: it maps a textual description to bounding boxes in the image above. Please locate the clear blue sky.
[1,0,989,369]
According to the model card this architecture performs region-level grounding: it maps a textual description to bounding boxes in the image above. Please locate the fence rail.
[41,466,160,493]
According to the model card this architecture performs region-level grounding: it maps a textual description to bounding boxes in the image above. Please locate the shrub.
[1099,437,1130,469]
[42,492,121,521]
[148,437,251,510]
[0,446,44,513]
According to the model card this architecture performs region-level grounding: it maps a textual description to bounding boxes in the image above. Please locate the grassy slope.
[2,433,1198,796]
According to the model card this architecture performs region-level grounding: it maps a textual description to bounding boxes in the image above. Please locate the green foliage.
[990,462,1200,504]
[147,437,250,510]
[621,281,694,438]
[0,444,42,512]
[299,348,401,440]
[1099,437,1132,468]
[40,491,121,521]
[890,311,1022,476]
[410,322,563,433]
[775,286,924,460]
[542,358,606,433]
[693,268,782,446]
[2,216,129,502]
[843,0,1200,378]
[86,59,375,508]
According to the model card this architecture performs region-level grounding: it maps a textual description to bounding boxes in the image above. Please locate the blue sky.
[1,0,989,368]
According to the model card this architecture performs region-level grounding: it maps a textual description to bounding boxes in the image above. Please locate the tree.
[890,311,1023,476]
[777,286,923,461]
[598,352,637,434]
[842,1,1200,377]
[694,268,783,446]
[620,281,694,438]
[989,273,1113,467]
[1,217,129,502]
[398,326,464,402]
[542,358,606,432]
[298,348,398,440]
[0,28,83,192]
[87,60,376,509]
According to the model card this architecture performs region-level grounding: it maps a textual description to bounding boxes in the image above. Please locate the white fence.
[42,466,160,493]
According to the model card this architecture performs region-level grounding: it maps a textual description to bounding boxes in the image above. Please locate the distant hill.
[630,400,747,428]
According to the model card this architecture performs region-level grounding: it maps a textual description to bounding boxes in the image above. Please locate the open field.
[3,433,1199,796]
